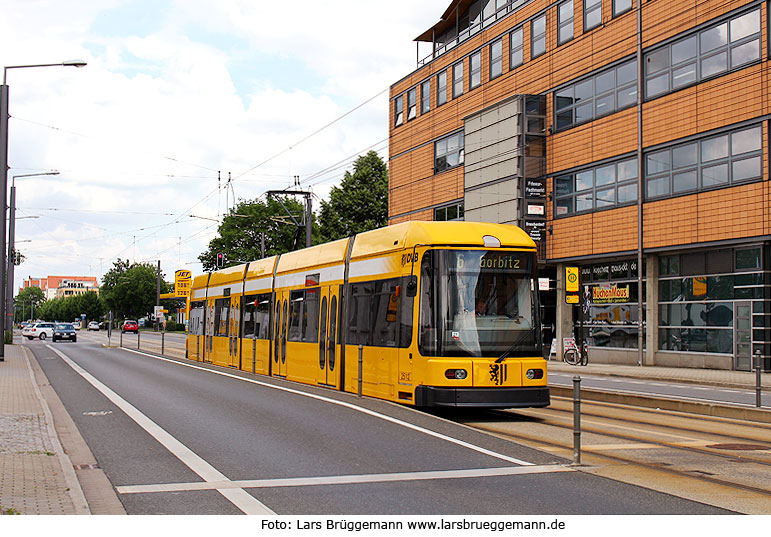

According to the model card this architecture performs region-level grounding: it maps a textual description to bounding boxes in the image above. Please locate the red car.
[122,320,139,333]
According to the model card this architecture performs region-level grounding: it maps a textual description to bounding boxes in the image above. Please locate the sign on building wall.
[592,284,631,303]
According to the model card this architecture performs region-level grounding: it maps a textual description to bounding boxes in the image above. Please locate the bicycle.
[563,340,588,366]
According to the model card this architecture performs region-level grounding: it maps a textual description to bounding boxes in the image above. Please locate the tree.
[15,286,45,321]
[198,196,319,271]
[100,260,172,320]
[317,150,388,242]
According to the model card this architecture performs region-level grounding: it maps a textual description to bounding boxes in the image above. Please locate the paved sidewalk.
[548,358,771,390]
[0,344,89,515]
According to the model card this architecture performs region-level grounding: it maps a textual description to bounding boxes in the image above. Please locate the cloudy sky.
[0,0,443,293]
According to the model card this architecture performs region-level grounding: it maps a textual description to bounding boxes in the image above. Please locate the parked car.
[122,320,139,333]
[87,321,100,331]
[53,323,77,343]
[22,322,55,341]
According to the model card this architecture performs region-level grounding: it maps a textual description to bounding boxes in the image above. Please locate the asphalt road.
[26,337,733,515]
[549,371,770,407]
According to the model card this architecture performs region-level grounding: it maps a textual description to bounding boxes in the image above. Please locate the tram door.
[317,286,340,388]
[204,299,215,363]
[228,295,240,369]
[273,293,288,377]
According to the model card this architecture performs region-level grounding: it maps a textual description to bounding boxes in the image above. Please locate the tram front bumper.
[414,386,550,408]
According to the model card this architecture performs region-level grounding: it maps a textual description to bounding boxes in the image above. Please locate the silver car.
[22,322,55,340]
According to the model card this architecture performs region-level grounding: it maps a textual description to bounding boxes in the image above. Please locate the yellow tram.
[186,221,549,408]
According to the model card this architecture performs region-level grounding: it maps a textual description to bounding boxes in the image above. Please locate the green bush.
[165,320,185,332]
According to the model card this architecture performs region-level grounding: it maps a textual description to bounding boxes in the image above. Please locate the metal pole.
[137,327,140,349]
[156,260,160,332]
[305,193,312,248]
[161,330,165,355]
[260,232,265,259]
[573,375,582,465]
[755,350,763,408]
[5,181,15,332]
[358,344,363,396]
[0,84,9,360]
[120,329,123,348]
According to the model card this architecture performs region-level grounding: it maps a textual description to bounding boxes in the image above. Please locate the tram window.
[347,278,413,348]
[189,300,205,336]
[243,293,271,339]
[213,298,230,337]
[287,289,320,343]
[348,282,374,345]
[372,280,399,347]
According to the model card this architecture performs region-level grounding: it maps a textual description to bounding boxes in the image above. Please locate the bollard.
[573,375,582,465]
[755,350,763,408]
[358,344,363,397]
[161,331,165,355]
[137,329,140,350]
[120,330,123,348]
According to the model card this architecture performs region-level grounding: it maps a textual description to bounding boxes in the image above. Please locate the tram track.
[452,399,771,514]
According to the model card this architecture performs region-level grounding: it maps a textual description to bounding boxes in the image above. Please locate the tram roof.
[351,221,535,259]
[208,263,248,287]
[276,237,350,274]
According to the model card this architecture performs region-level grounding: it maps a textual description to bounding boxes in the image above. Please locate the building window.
[437,70,448,106]
[584,0,602,31]
[645,124,763,199]
[452,61,464,98]
[554,59,637,131]
[531,14,546,58]
[554,157,638,216]
[490,38,503,79]
[613,0,632,17]
[645,8,761,99]
[558,1,574,45]
[434,131,465,173]
[582,259,642,349]
[407,88,417,121]
[394,95,404,127]
[510,26,524,69]
[434,201,464,221]
[470,51,482,90]
[421,80,431,114]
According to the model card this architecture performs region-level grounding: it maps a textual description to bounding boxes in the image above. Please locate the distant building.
[23,276,99,300]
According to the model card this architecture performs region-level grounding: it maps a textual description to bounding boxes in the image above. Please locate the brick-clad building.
[389,0,771,371]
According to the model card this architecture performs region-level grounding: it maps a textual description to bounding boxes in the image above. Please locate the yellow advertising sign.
[175,269,192,298]
[592,284,630,303]
[565,267,579,293]
[565,294,579,304]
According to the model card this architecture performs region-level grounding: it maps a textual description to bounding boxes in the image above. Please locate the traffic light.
[216,253,225,268]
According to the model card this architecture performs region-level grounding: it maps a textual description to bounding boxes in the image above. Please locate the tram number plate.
[399,372,412,382]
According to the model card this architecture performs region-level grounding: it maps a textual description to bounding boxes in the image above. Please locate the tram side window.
[213,298,229,337]
[189,301,205,336]
[347,278,413,348]
[243,293,271,339]
[287,289,320,343]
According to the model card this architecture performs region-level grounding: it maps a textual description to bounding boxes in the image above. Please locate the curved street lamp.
[0,60,86,359]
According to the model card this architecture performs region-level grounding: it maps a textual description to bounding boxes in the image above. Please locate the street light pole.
[6,172,58,331]
[0,60,86,360]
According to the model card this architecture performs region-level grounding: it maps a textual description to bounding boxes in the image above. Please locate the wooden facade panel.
[590,206,639,255]
[643,197,699,249]
[641,0,698,48]
[549,213,594,259]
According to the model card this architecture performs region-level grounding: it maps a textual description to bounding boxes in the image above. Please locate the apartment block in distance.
[388,0,771,371]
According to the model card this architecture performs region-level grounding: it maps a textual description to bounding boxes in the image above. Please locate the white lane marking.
[47,345,274,515]
[116,465,571,494]
[120,347,535,466]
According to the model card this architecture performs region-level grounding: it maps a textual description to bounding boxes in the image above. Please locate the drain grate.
[706,443,770,451]
[73,463,100,470]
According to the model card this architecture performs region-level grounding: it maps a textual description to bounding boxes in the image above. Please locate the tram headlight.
[526,368,544,380]
[444,369,468,380]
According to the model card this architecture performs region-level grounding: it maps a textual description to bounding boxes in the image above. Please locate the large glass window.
[437,70,448,106]
[453,61,464,97]
[243,293,271,339]
[470,51,482,90]
[214,298,229,337]
[584,0,602,31]
[434,201,465,221]
[645,124,762,199]
[555,59,637,130]
[287,288,320,343]
[582,260,643,349]
[510,26,524,69]
[189,300,206,336]
[435,131,465,173]
[394,95,403,127]
[531,14,546,58]
[645,8,761,99]
[348,277,413,348]
[419,249,538,357]
[613,0,632,17]
[407,88,417,121]
[554,157,638,216]
[421,80,431,114]
[490,38,503,79]
[558,1,574,45]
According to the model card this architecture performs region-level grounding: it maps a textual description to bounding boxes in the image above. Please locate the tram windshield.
[418,249,539,358]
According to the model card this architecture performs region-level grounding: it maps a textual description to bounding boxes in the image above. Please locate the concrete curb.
[549,385,771,424]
